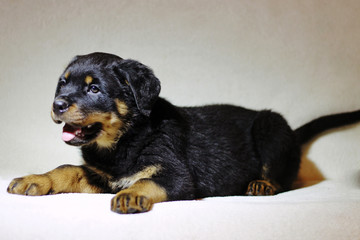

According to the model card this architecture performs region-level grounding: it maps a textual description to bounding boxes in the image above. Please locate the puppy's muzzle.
[51,97,73,124]
[53,99,69,115]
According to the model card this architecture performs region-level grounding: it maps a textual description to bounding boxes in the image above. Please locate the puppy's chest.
[107,165,161,192]
[109,175,139,192]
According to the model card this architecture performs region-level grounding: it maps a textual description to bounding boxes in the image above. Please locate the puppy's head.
[51,52,161,148]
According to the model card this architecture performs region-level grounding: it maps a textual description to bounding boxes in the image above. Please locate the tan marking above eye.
[64,71,70,79]
[85,76,93,85]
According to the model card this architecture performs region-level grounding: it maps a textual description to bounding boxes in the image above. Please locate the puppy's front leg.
[111,179,167,214]
[7,165,103,195]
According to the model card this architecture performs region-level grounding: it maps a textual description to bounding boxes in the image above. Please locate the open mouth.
[62,122,102,146]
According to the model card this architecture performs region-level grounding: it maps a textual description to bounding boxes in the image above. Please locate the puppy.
[7,52,360,214]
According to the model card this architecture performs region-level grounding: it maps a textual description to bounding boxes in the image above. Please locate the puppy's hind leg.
[245,111,300,196]
[246,162,282,196]
[245,178,282,196]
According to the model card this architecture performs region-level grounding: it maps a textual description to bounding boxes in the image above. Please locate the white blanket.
[1,179,359,240]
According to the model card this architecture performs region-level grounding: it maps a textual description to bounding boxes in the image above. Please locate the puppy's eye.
[58,79,66,87]
[88,85,100,94]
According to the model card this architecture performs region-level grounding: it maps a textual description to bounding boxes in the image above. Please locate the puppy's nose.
[53,100,69,114]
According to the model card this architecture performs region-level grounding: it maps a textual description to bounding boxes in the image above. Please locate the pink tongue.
[62,132,76,142]
[62,124,78,142]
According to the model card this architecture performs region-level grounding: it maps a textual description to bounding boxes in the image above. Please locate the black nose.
[53,99,69,114]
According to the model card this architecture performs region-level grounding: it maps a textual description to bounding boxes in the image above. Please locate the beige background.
[0,0,359,186]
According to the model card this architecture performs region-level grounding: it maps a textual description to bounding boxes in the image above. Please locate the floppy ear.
[113,59,161,117]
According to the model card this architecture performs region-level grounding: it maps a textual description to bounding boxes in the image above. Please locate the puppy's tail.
[295,110,360,145]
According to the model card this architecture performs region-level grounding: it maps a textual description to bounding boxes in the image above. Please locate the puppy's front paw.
[111,190,153,214]
[7,175,52,196]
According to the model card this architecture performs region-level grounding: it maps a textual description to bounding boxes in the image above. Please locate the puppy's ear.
[113,59,161,117]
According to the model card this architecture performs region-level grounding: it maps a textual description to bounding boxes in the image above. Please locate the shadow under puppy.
[7,52,360,213]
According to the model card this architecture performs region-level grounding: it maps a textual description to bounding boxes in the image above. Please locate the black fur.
[295,110,360,144]
[53,52,360,200]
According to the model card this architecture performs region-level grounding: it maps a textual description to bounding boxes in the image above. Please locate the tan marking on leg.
[7,165,103,195]
[48,165,103,193]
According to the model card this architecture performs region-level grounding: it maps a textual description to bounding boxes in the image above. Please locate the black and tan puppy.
[7,53,360,213]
